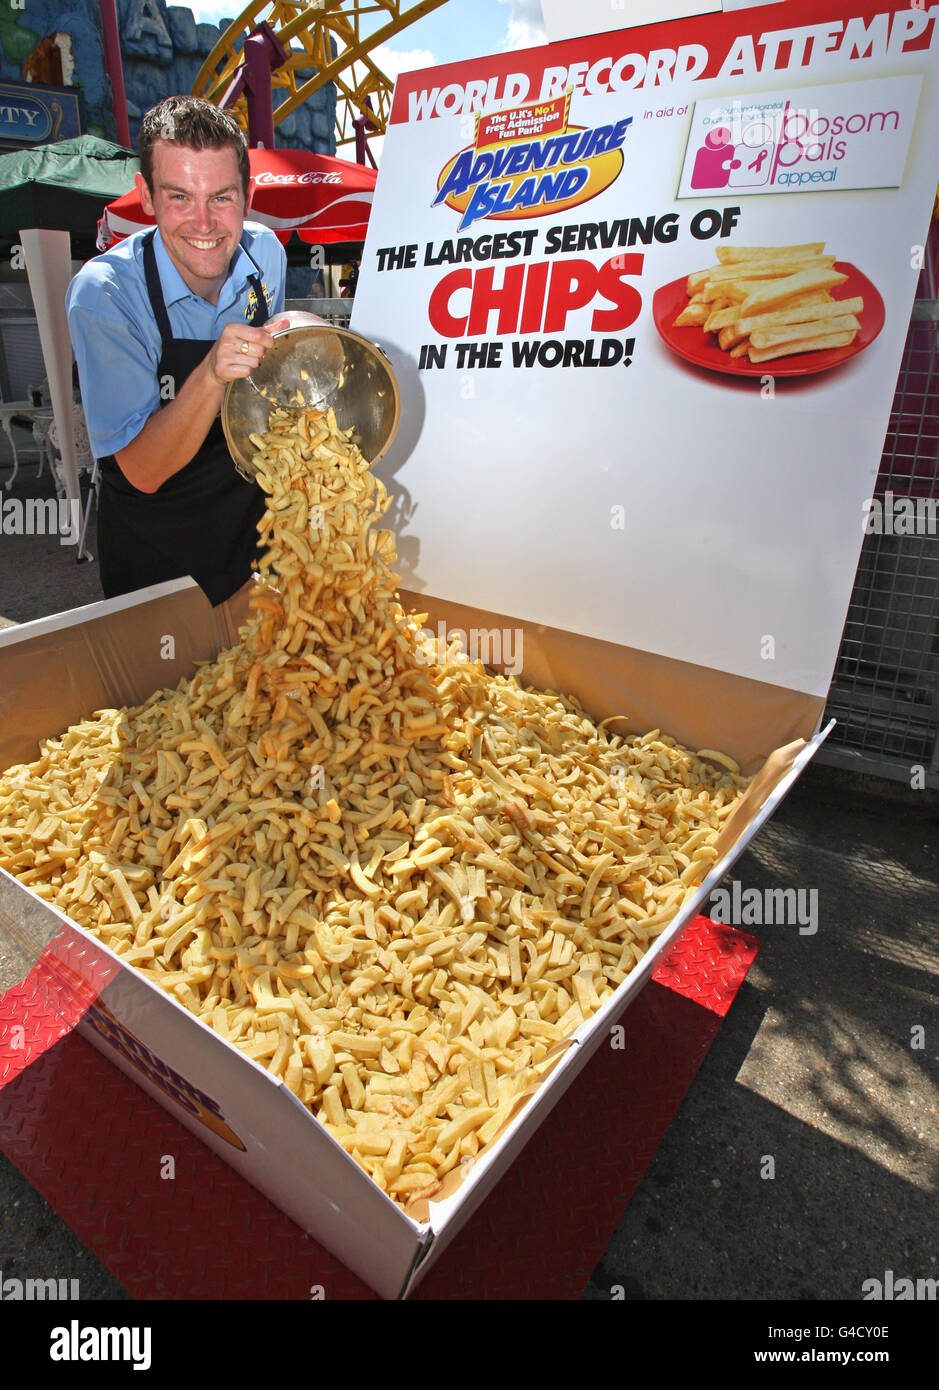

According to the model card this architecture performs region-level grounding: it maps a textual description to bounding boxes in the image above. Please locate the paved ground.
[0,429,936,1301]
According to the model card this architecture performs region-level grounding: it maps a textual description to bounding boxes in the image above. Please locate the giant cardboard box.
[2,0,938,1299]
[0,575,825,1298]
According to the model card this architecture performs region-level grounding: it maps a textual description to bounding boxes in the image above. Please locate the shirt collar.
[150,226,256,309]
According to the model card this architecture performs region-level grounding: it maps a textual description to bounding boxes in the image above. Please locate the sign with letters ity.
[351,1,939,698]
[0,80,82,151]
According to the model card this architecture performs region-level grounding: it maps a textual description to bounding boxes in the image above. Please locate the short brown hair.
[139,97,250,200]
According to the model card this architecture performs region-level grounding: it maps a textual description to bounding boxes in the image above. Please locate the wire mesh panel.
[0,318,46,401]
[822,299,939,783]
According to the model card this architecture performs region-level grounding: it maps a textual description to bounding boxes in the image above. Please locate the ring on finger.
[240,341,250,355]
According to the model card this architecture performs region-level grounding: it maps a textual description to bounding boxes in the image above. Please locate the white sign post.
[20,228,83,549]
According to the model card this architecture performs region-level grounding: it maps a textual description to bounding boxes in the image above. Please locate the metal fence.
[819,298,939,787]
[285,297,352,327]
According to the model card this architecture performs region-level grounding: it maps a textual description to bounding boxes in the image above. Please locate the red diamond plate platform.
[0,915,758,1299]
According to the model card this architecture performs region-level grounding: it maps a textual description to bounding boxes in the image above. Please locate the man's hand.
[114,315,290,493]
[206,316,290,385]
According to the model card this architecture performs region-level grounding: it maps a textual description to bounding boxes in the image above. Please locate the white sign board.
[541,1,721,44]
[352,0,939,697]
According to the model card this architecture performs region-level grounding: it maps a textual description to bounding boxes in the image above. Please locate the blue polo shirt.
[66,221,286,460]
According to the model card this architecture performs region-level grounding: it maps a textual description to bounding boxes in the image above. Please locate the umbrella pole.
[20,228,87,557]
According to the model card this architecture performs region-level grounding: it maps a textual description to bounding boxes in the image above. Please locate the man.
[67,96,289,606]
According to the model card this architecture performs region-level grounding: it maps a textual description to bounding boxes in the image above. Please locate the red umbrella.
[97,147,376,250]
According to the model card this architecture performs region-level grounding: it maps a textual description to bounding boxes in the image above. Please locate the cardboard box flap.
[0,579,248,775]
[399,589,825,774]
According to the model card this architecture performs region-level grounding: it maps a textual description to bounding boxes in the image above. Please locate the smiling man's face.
[137,140,247,305]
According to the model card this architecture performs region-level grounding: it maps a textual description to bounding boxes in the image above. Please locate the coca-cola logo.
[254,171,343,185]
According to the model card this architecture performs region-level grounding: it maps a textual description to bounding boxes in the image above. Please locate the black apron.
[96,229,269,607]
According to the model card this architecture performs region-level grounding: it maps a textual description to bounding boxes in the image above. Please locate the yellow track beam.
[193,1,449,148]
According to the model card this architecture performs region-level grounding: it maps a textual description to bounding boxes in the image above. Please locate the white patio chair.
[46,403,97,560]
[48,401,95,497]
[32,413,56,483]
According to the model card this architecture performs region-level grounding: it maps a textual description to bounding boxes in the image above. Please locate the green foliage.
[0,17,41,66]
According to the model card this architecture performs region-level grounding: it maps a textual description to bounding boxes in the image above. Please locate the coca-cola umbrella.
[98,147,377,250]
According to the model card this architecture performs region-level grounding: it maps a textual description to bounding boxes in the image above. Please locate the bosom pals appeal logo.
[433,92,632,232]
[677,74,921,197]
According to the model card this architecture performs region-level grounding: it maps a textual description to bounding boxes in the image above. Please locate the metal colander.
[220,312,400,481]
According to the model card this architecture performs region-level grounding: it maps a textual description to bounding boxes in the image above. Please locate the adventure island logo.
[243,279,276,321]
[433,93,632,232]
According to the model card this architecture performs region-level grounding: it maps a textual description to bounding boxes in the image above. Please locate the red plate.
[652,262,885,377]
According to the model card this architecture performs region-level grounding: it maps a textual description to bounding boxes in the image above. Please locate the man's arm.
[116,317,289,493]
